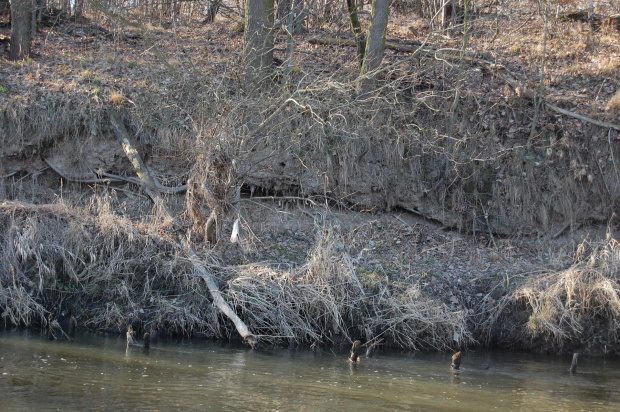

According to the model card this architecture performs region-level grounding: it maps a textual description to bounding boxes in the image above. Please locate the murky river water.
[1,330,618,411]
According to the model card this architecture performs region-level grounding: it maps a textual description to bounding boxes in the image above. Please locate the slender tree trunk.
[277,0,292,21]
[30,0,36,38]
[278,0,304,33]
[243,0,275,88]
[346,0,365,67]
[74,0,85,19]
[358,0,391,95]
[61,0,70,16]
[10,0,32,61]
[203,0,221,23]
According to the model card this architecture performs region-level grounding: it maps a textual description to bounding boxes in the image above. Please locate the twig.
[544,102,620,131]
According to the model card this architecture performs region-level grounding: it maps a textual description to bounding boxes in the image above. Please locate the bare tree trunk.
[278,0,304,33]
[10,0,32,61]
[243,0,275,88]
[74,0,85,19]
[61,0,70,17]
[358,0,391,95]
[277,0,292,21]
[30,0,36,38]
[346,0,365,67]
[203,0,221,23]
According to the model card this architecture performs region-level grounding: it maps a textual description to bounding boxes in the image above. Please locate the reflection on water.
[1,330,619,411]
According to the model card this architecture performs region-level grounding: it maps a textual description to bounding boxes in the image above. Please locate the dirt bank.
[1,5,620,354]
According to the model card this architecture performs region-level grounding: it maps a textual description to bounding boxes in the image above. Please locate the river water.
[1,330,618,411]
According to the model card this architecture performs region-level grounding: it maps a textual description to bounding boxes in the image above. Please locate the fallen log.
[98,171,187,194]
[43,158,188,193]
[43,158,125,184]
[308,36,425,54]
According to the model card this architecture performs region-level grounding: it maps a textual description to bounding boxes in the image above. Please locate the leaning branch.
[109,110,174,220]
[187,248,259,349]
[545,102,620,131]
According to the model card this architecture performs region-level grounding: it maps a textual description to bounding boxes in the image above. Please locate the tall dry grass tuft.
[483,231,620,353]
[0,200,215,336]
[227,225,473,350]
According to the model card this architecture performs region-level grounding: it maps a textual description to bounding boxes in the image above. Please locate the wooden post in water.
[570,353,579,374]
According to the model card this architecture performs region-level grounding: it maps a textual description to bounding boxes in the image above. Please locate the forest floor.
[0,3,619,354]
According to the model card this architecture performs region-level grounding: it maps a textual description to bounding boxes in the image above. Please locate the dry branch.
[544,102,620,131]
[109,109,173,220]
[42,159,188,194]
[99,171,187,194]
[43,158,123,184]
[187,248,259,349]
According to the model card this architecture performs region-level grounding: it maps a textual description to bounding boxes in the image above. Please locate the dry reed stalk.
[226,225,473,349]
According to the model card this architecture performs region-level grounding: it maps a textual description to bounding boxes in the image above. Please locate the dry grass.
[109,90,126,107]
[606,90,620,113]
[1,1,619,352]
[0,199,471,350]
[482,232,620,353]
[227,225,472,350]
[0,199,210,335]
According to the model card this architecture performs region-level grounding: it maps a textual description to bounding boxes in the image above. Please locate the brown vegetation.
[483,231,620,355]
[0,200,473,350]
[0,0,619,354]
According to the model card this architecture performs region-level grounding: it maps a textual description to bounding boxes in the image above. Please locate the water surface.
[1,331,618,411]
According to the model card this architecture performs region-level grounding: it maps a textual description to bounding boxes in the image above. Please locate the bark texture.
[243,0,275,88]
[359,0,391,95]
[10,0,31,60]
